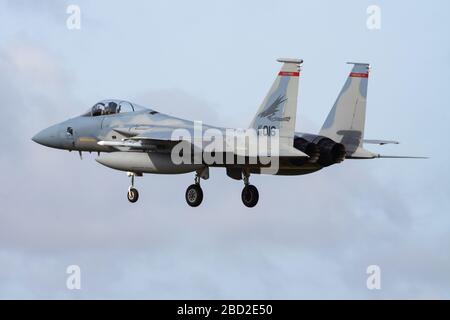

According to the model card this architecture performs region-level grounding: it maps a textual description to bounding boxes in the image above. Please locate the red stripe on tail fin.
[278,71,300,77]
[349,72,369,78]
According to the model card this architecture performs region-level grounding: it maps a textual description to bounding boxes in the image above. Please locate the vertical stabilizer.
[250,58,303,150]
[319,62,370,155]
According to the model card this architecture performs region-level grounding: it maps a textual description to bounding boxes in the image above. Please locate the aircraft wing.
[129,128,182,143]
[98,127,185,150]
[99,127,309,158]
[98,140,149,149]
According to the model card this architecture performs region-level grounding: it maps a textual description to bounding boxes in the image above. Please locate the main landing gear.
[185,168,208,207]
[185,175,204,207]
[183,171,259,208]
[241,172,259,208]
[127,172,140,203]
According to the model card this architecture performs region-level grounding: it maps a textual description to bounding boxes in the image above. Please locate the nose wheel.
[241,172,259,208]
[185,174,204,207]
[126,172,140,203]
[127,187,139,203]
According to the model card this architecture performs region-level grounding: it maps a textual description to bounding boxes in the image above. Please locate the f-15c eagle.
[32,58,425,208]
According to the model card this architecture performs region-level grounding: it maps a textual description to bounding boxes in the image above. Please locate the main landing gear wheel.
[127,187,139,203]
[241,171,259,208]
[241,185,259,208]
[185,184,203,207]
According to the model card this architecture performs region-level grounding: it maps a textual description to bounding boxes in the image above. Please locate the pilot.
[105,101,118,115]
[92,103,105,116]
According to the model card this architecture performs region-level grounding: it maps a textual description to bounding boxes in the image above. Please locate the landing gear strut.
[127,172,139,203]
[185,174,203,207]
[241,172,259,208]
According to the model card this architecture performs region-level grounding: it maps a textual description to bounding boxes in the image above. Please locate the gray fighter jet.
[32,58,424,208]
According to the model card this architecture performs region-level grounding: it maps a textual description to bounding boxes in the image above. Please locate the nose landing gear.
[127,187,139,203]
[127,172,140,203]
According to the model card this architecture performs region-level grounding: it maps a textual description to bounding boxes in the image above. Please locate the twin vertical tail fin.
[250,58,306,157]
[318,63,427,160]
[319,63,371,157]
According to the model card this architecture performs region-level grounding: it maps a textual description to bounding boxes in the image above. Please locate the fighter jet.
[32,58,425,208]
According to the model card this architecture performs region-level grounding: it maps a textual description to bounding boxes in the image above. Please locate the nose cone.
[32,125,61,148]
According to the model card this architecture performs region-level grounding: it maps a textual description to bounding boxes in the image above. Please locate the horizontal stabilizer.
[364,139,399,145]
[346,147,428,159]
[377,155,428,159]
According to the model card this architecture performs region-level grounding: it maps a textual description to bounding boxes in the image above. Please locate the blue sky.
[0,0,449,299]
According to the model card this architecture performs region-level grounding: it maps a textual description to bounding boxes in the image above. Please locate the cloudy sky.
[0,0,449,299]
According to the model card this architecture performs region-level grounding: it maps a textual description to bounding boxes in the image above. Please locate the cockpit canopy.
[82,99,148,117]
